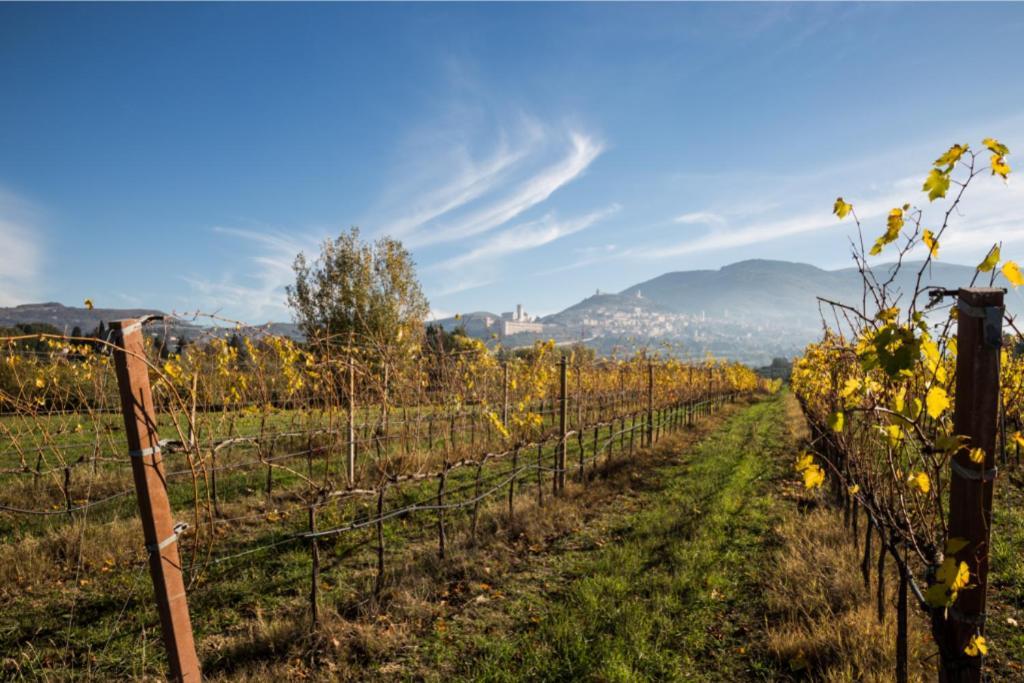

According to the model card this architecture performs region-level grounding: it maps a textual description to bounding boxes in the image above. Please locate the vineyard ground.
[7,391,1023,680]
[308,391,1022,682]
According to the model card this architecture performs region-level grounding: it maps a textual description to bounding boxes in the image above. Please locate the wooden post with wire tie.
[347,354,356,486]
[646,362,655,448]
[557,354,567,493]
[110,317,200,682]
[938,287,1004,683]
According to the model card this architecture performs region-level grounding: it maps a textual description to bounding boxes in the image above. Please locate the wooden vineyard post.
[309,504,320,631]
[688,366,694,426]
[508,446,519,528]
[576,363,584,480]
[557,355,567,493]
[109,319,200,682]
[646,363,654,448]
[938,288,1004,683]
[347,355,356,486]
[502,360,510,427]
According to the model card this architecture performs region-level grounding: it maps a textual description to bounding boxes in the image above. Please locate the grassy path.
[412,393,792,682]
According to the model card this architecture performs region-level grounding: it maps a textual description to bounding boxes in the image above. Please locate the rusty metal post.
[938,288,1004,683]
[110,319,200,682]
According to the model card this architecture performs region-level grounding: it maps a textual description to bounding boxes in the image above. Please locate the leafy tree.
[287,227,430,356]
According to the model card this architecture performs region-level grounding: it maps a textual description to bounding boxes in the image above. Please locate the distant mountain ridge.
[0,302,302,341]
[3,260,1014,364]
[0,302,167,333]
[604,259,1018,324]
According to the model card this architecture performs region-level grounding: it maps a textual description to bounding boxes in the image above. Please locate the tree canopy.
[286,227,430,356]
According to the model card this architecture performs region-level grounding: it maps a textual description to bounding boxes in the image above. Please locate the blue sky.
[2,3,1024,322]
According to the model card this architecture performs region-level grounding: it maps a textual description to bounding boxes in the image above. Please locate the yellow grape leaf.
[979,244,1000,272]
[840,377,861,399]
[833,197,853,219]
[877,306,900,322]
[936,557,961,586]
[882,208,904,242]
[886,424,905,446]
[952,561,970,591]
[34,377,45,389]
[925,582,952,608]
[909,471,931,494]
[893,386,907,413]
[995,259,1019,286]
[935,143,968,168]
[921,339,945,381]
[964,635,988,658]
[926,386,950,419]
[1013,431,1024,449]
[923,168,950,201]
[912,398,923,419]
[848,484,860,495]
[923,229,939,258]
[983,137,1010,157]
[992,155,1012,180]
[803,464,825,490]
[935,433,966,454]
[969,447,986,464]
[794,453,814,473]
[945,537,969,555]
[870,209,905,255]
[828,411,844,433]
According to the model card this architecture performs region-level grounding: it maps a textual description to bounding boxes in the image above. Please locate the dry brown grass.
[0,513,143,598]
[765,392,937,682]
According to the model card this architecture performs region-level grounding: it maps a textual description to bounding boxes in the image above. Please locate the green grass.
[985,468,1024,678]
[415,394,790,681]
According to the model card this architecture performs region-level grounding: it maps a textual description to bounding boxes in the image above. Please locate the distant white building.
[500,303,544,336]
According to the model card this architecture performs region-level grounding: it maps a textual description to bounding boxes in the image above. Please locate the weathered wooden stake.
[508,446,519,528]
[557,355,567,493]
[646,363,654,448]
[347,356,356,486]
[110,319,200,682]
[861,516,873,591]
[309,504,319,631]
[896,539,908,683]
[437,469,447,560]
[938,288,1004,683]
[374,486,386,597]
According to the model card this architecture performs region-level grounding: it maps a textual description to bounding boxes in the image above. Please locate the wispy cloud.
[0,188,42,306]
[407,131,604,248]
[380,133,537,240]
[183,227,318,322]
[435,204,620,271]
[674,211,726,226]
[432,278,496,297]
[182,119,608,320]
[632,162,1024,263]
[372,117,604,251]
